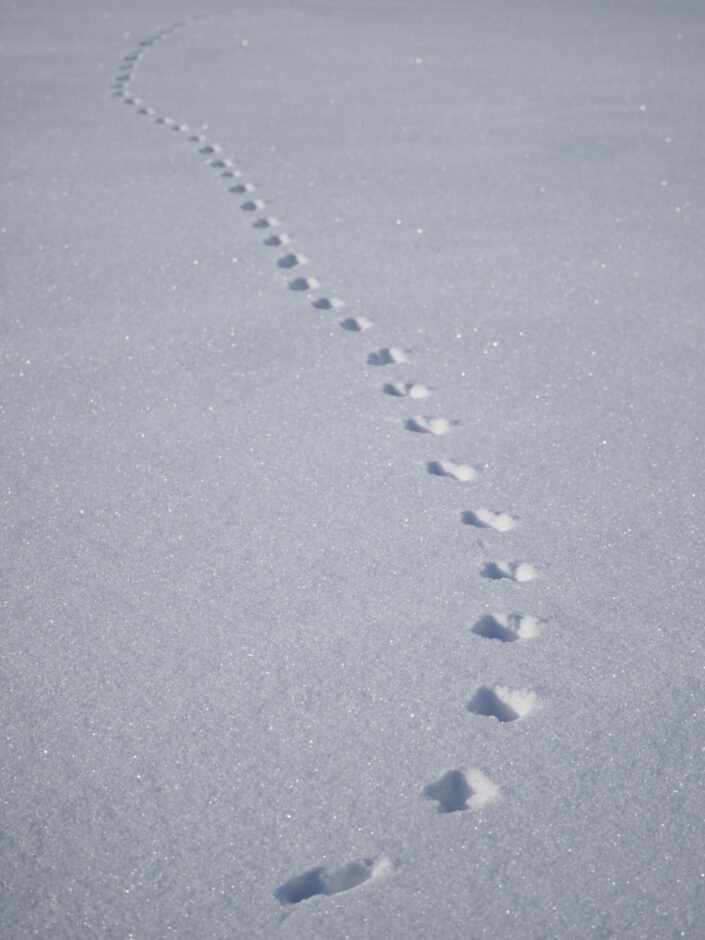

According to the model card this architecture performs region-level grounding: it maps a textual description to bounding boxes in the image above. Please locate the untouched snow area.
[2,0,704,937]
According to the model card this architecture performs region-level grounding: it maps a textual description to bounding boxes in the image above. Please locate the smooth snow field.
[2,1,704,937]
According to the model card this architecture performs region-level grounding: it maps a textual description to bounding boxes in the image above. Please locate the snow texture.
[2,0,704,938]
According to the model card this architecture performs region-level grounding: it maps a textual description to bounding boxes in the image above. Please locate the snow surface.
[2,0,704,937]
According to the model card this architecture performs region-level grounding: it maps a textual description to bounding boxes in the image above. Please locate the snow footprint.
[278,253,308,269]
[340,317,374,332]
[366,347,407,366]
[405,416,455,436]
[384,382,431,400]
[276,856,392,905]
[462,509,517,532]
[424,768,499,813]
[481,560,537,582]
[289,276,320,291]
[427,459,478,482]
[472,613,541,642]
[264,234,292,247]
[313,297,345,310]
[467,685,538,722]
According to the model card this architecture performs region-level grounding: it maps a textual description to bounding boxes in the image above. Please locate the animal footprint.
[230,182,255,194]
[276,856,392,905]
[312,297,345,310]
[367,347,407,366]
[481,561,537,582]
[467,685,538,722]
[264,234,292,247]
[241,199,266,211]
[472,613,541,642]
[253,217,280,228]
[424,768,499,813]
[384,382,431,400]
[340,317,373,331]
[278,253,308,269]
[289,276,320,291]
[427,460,477,483]
[405,416,455,436]
[462,509,517,532]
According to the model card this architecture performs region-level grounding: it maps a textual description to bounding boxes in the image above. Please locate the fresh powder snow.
[2,1,704,938]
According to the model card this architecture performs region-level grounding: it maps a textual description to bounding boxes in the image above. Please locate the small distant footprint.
[367,347,407,366]
[424,768,499,813]
[467,685,538,722]
[264,234,292,247]
[230,182,255,194]
[312,297,345,310]
[253,217,280,229]
[384,382,431,400]
[278,253,308,269]
[481,561,537,582]
[276,856,392,905]
[241,199,266,211]
[289,276,320,291]
[405,416,455,436]
[427,460,477,483]
[472,613,541,642]
[340,317,374,331]
[462,509,517,532]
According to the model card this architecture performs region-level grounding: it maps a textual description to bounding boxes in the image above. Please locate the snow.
[2,0,704,937]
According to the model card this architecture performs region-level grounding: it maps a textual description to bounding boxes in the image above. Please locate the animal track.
[405,416,455,436]
[384,382,431,399]
[276,856,392,905]
[472,613,540,642]
[289,276,320,291]
[264,234,291,247]
[481,560,537,582]
[114,21,548,900]
[312,297,345,310]
[340,317,373,331]
[426,460,477,482]
[278,253,308,269]
[424,768,499,813]
[467,685,538,722]
[367,347,407,366]
[462,509,517,532]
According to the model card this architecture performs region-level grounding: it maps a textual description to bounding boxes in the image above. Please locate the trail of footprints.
[114,23,547,907]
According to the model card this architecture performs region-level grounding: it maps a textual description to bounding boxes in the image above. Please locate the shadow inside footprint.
[312,297,344,310]
[276,868,326,905]
[424,770,473,813]
[481,562,508,580]
[276,857,389,905]
[467,687,520,722]
[472,615,519,642]
[289,276,319,291]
